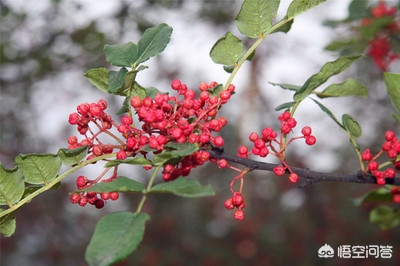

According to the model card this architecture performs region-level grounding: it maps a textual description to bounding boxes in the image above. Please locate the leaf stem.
[135,165,162,214]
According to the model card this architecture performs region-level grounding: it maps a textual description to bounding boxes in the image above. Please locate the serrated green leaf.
[0,211,16,237]
[108,68,128,95]
[384,73,400,115]
[270,82,301,91]
[311,98,344,129]
[135,23,172,66]
[275,101,296,111]
[287,0,326,18]
[104,42,138,67]
[85,212,149,266]
[57,146,88,166]
[210,32,244,66]
[84,68,109,93]
[117,97,131,115]
[150,177,215,198]
[370,205,400,230]
[80,177,145,193]
[235,0,280,38]
[353,187,393,206]
[152,143,199,166]
[105,157,152,168]
[318,78,367,98]
[132,82,147,99]
[0,164,24,206]
[294,55,361,101]
[15,154,61,185]
[342,114,362,138]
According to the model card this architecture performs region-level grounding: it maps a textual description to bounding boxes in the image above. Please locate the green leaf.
[132,82,147,99]
[0,211,16,237]
[287,0,326,18]
[57,146,88,166]
[85,212,149,266]
[104,42,138,67]
[271,17,294,34]
[370,205,400,230]
[310,98,343,129]
[294,55,361,101]
[105,157,152,168]
[348,0,368,20]
[135,23,173,66]
[108,68,128,95]
[317,78,367,98]
[353,187,393,206]
[210,32,244,66]
[275,101,296,111]
[84,68,109,93]
[270,82,301,91]
[235,0,280,38]
[342,114,362,138]
[81,177,145,193]
[150,177,215,198]
[15,154,61,185]
[384,73,400,114]
[145,87,165,99]
[0,164,24,206]
[164,142,199,157]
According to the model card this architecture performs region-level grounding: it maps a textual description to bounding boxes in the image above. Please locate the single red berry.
[368,161,379,172]
[67,135,78,145]
[305,135,316,145]
[92,144,103,156]
[219,90,231,101]
[289,173,299,183]
[385,131,396,141]
[301,126,312,136]
[279,111,291,122]
[76,175,87,189]
[227,84,235,93]
[233,209,245,221]
[224,198,234,210]
[361,149,373,161]
[384,168,395,178]
[116,150,127,160]
[199,82,208,91]
[217,159,228,168]
[97,99,107,110]
[273,165,286,176]
[130,96,143,108]
[238,146,248,156]
[390,187,400,195]
[79,197,87,207]
[376,177,386,185]
[101,192,110,200]
[69,193,81,204]
[94,199,105,209]
[121,116,133,125]
[68,113,80,125]
[109,192,119,201]
[232,193,244,207]
[249,132,259,142]
[254,138,265,149]
[171,79,182,90]
[213,136,224,147]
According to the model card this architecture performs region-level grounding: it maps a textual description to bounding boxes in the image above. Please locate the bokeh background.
[1,0,400,265]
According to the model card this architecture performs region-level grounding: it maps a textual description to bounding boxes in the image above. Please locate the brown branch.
[205,146,400,187]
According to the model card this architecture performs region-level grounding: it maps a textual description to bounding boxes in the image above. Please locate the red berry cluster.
[236,111,316,183]
[69,175,119,209]
[361,130,399,185]
[67,80,234,207]
[224,192,245,221]
[390,187,400,203]
[361,1,399,71]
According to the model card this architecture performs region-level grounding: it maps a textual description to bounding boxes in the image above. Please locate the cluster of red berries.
[236,111,316,183]
[69,175,119,209]
[67,80,234,207]
[224,192,245,221]
[361,1,399,71]
[362,130,399,185]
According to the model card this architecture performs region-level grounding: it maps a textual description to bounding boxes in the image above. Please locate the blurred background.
[1,0,400,265]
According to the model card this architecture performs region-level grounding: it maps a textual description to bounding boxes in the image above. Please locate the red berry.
[279,111,291,122]
[94,199,105,209]
[213,136,224,147]
[116,150,127,160]
[238,146,248,157]
[393,194,400,203]
[385,131,395,141]
[171,79,181,90]
[130,96,143,108]
[92,144,103,156]
[69,193,81,204]
[217,159,228,168]
[101,192,110,200]
[109,192,119,201]
[224,198,234,210]
[249,132,259,142]
[301,126,312,136]
[233,210,245,221]
[368,161,379,172]
[76,175,87,189]
[232,193,244,207]
[289,173,299,183]
[121,116,133,125]
[305,135,316,145]
[273,166,286,176]
[361,149,372,161]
